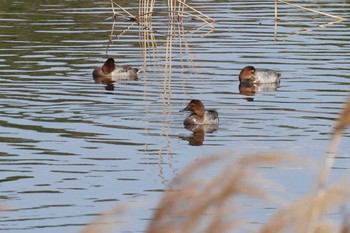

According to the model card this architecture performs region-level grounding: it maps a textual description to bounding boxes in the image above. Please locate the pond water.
[0,0,350,232]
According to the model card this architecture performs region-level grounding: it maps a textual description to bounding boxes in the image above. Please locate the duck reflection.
[181,124,218,146]
[239,82,280,100]
[93,76,115,91]
[93,70,139,91]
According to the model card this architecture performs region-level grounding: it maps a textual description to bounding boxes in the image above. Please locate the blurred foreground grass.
[81,96,350,233]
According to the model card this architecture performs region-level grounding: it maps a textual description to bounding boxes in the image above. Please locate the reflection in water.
[93,76,116,90]
[274,0,345,41]
[93,70,139,90]
[238,82,280,100]
[181,124,218,146]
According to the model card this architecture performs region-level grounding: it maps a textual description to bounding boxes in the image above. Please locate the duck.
[239,66,281,84]
[92,58,139,80]
[180,99,219,125]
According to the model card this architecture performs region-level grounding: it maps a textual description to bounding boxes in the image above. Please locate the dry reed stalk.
[178,0,185,20]
[177,0,215,29]
[139,0,143,22]
[108,20,116,44]
[79,205,126,233]
[274,0,278,20]
[146,153,302,233]
[277,0,345,21]
[137,0,157,72]
[303,97,350,233]
[259,182,350,233]
[110,0,116,16]
[139,21,158,69]
[139,0,154,21]
[162,22,174,103]
[111,0,136,20]
[280,17,344,42]
[167,0,174,19]
[259,97,350,233]
[177,15,193,65]
[318,96,350,190]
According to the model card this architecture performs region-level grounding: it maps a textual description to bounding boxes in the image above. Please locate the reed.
[177,0,215,29]
[82,2,350,232]
[146,152,304,233]
[318,96,350,190]
[79,96,350,233]
[80,205,126,233]
[274,0,344,41]
[110,0,137,21]
[277,0,345,21]
[146,97,350,233]
[260,182,350,233]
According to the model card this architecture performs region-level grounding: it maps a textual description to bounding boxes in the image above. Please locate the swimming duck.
[239,66,281,84]
[92,58,138,80]
[180,99,219,125]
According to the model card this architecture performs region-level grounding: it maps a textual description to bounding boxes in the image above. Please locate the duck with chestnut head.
[239,66,281,84]
[180,99,219,125]
[92,58,139,80]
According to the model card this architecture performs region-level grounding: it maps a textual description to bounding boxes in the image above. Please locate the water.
[0,0,350,232]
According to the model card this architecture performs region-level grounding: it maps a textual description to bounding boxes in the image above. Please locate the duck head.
[92,58,116,77]
[180,99,205,117]
[101,58,116,74]
[239,66,256,83]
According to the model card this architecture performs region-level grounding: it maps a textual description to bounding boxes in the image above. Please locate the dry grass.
[79,97,350,233]
[318,96,350,189]
[276,0,345,21]
[79,205,127,233]
[145,97,350,233]
[146,152,304,233]
[274,1,344,41]
[260,182,350,233]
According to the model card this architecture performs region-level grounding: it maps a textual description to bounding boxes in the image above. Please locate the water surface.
[0,0,350,232]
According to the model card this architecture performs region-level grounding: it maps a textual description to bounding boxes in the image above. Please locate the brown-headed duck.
[92,58,138,80]
[180,99,219,125]
[239,66,281,84]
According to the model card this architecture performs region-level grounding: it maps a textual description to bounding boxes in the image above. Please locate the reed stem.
[278,0,345,20]
[274,0,278,21]
[111,0,136,19]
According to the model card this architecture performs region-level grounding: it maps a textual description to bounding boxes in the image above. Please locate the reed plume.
[146,152,303,233]
[78,93,350,233]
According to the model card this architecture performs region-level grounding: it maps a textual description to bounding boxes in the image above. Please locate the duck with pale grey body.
[239,66,281,84]
[92,58,139,80]
[180,99,219,125]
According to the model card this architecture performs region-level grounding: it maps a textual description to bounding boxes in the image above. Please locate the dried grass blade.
[177,0,215,29]
[80,205,126,233]
[260,182,350,233]
[147,153,303,233]
[111,0,136,19]
[278,0,345,20]
[318,96,350,189]
[274,0,278,20]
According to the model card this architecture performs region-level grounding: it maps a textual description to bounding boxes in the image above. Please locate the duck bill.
[180,106,190,112]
